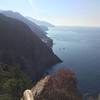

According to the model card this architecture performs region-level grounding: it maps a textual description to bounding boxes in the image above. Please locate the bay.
[47,26,100,95]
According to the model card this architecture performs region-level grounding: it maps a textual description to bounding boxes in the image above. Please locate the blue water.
[47,27,100,95]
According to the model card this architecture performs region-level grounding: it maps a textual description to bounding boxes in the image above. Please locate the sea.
[47,26,100,95]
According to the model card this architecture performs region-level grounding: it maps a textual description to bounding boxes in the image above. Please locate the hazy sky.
[0,0,100,26]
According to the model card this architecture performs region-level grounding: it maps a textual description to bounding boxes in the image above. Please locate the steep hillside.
[0,10,53,47]
[29,69,82,100]
[0,14,61,80]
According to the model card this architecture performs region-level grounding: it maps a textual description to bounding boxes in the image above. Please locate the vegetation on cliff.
[0,64,83,100]
[0,64,32,100]
[31,69,83,100]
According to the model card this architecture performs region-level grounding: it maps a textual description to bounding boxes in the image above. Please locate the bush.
[0,64,32,100]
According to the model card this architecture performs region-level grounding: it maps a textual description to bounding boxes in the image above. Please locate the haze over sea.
[47,26,100,95]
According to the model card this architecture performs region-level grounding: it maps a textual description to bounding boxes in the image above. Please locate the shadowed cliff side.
[0,14,61,81]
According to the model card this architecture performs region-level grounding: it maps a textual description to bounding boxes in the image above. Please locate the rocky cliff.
[30,69,83,100]
[0,14,61,80]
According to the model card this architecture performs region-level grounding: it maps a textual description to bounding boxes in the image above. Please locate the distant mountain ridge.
[27,16,54,27]
[0,10,53,47]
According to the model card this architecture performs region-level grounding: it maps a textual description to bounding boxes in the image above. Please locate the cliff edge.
[30,69,83,100]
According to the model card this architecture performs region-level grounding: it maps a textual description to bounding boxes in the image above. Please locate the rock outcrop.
[0,14,61,80]
[21,90,34,100]
[30,69,83,100]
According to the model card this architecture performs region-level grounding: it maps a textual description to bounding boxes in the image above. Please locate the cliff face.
[31,69,83,100]
[0,10,53,48]
[0,14,61,80]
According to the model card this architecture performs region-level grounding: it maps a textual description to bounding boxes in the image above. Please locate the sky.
[0,0,100,26]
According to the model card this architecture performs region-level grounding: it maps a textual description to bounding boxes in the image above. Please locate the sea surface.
[47,26,100,95]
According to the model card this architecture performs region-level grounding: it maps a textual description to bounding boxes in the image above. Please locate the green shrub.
[0,64,32,100]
